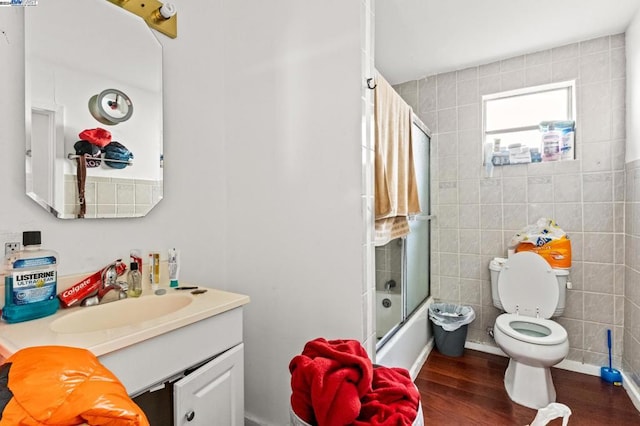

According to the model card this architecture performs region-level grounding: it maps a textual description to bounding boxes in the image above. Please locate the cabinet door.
[174,343,244,425]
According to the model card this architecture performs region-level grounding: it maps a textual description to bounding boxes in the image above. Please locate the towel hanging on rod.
[373,72,421,246]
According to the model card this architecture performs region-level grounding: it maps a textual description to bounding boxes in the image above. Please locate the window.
[482,81,576,166]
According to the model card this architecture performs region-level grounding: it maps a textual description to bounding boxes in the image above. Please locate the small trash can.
[429,303,476,357]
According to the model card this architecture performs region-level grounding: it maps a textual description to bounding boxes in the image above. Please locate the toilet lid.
[498,252,558,319]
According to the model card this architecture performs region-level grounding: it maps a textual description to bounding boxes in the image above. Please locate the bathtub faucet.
[384,279,396,292]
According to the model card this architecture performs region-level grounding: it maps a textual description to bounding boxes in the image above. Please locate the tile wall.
[375,239,403,293]
[625,159,640,387]
[361,0,376,356]
[63,174,162,218]
[374,239,403,339]
[394,34,626,367]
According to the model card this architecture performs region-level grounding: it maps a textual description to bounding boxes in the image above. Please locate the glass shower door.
[405,120,431,316]
[405,218,429,315]
[375,238,404,340]
[375,118,431,346]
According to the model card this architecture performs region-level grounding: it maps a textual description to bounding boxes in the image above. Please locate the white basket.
[290,401,423,426]
[289,406,313,426]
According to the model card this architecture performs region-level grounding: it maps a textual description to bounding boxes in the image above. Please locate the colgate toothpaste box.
[58,259,126,308]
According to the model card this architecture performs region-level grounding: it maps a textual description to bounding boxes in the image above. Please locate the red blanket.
[289,338,373,425]
[290,338,421,425]
[354,366,420,425]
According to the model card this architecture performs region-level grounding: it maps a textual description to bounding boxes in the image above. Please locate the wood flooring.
[415,349,640,425]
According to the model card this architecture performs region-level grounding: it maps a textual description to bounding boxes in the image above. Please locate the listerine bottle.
[2,231,59,323]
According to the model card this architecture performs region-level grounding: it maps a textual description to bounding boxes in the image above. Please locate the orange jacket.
[0,345,149,426]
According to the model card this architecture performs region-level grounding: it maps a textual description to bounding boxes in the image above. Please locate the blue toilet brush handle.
[607,329,613,370]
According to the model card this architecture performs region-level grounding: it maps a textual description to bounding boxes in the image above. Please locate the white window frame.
[482,80,576,163]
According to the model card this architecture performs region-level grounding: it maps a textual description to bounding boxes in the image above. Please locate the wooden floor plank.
[416,349,640,425]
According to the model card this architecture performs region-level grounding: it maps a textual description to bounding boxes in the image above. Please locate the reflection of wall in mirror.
[62,175,162,219]
[30,58,162,182]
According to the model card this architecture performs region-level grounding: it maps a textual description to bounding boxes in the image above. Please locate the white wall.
[221,1,364,423]
[627,8,640,162]
[0,1,364,425]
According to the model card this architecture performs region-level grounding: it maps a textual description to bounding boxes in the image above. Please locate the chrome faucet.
[384,279,396,292]
[81,264,128,307]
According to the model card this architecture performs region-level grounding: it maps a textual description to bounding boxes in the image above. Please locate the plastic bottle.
[130,249,143,275]
[168,248,180,288]
[542,124,561,162]
[127,262,142,297]
[560,126,575,160]
[2,231,59,323]
[484,142,494,178]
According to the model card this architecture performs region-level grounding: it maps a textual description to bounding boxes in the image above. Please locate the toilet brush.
[600,329,622,386]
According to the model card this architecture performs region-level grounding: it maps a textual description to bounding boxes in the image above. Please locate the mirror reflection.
[25,0,163,219]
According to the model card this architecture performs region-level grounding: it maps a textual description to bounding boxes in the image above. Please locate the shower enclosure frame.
[375,115,432,372]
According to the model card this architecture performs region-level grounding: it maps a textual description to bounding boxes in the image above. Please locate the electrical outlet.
[4,242,20,256]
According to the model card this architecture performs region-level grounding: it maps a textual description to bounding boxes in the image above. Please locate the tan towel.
[374,73,421,246]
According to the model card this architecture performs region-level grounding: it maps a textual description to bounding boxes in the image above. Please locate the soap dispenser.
[127,262,142,297]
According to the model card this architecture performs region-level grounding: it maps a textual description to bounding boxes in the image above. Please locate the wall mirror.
[25,0,163,219]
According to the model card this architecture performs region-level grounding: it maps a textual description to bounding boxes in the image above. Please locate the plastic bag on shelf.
[510,218,571,269]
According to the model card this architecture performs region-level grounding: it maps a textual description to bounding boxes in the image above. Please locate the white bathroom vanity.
[0,284,250,425]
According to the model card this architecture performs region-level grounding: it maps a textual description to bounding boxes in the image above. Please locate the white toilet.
[489,251,570,409]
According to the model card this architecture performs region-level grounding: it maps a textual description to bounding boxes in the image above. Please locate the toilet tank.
[489,257,569,317]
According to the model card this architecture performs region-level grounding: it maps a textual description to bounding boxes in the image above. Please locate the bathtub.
[376,298,433,379]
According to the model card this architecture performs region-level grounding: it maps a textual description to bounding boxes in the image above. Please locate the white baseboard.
[410,338,434,380]
[554,358,601,376]
[244,417,260,426]
[465,341,506,357]
[245,414,278,426]
[622,371,640,412]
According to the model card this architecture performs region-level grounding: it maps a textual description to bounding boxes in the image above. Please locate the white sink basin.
[50,294,193,333]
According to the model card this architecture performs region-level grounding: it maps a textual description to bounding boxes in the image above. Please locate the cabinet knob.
[185,410,195,422]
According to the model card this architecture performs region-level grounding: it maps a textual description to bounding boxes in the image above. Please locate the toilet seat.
[498,252,558,319]
[495,313,567,345]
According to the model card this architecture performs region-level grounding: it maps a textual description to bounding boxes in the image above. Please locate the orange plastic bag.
[516,236,571,269]
[0,345,149,426]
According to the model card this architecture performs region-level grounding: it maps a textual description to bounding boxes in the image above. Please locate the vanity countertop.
[0,285,250,359]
